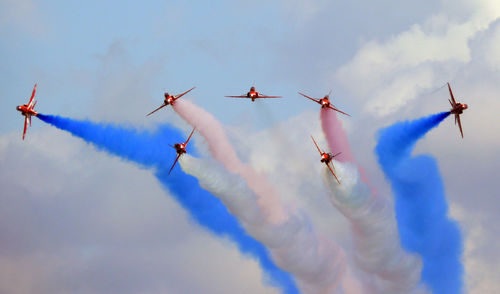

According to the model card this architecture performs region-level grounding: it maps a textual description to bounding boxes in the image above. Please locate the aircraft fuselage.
[174,143,187,155]
[320,98,330,108]
[16,104,37,117]
[321,153,332,164]
[164,94,176,105]
[246,91,259,101]
[451,103,468,115]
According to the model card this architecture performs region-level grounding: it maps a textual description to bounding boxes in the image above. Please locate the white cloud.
[0,0,47,35]
[0,129,280,294]
[335,0,500,117]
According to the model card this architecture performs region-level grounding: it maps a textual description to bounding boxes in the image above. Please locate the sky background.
[1,0,499,293]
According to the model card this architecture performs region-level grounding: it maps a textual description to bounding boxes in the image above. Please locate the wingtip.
[168,163,175,175]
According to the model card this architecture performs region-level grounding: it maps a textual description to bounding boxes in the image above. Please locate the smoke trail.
[322,162,426,294]
[173,100,287,224]
[321,108,429,293]
[180,155,347,294]
[375,112,463,294]
[320,108,354,163]
[320,108,371,187]
[36,114,299,294]
[172,101,348,293]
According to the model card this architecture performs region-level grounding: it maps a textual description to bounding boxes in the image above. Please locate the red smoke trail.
[172,100,285,223]
[320,108,354,163]
[320,108,372,187]
[172,101,243,173]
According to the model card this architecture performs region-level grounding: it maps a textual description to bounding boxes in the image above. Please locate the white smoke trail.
[322,161,429,294]
[173,100,286,224]
[180,155,348,294]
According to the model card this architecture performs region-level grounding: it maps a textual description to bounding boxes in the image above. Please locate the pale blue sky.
[1,0,436,133]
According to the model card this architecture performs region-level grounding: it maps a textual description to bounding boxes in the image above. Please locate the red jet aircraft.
[299,91,350,116]
[16,84,38,140]
[447,82,468,138]
[311,136,341,184]
[168,128,196,175]
[225,86,281,102]
[147,86,196,116]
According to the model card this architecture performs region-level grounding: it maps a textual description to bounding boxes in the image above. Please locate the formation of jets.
[16,83,469,178]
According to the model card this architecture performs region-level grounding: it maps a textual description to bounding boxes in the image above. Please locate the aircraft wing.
[456,114,464,138]
[22,117,28,140]
[28,84,37,107]
[311,136,323,155]
[146,104,167,116]
[447,83,457,105]
[175,86,196,99]
[326,105,351,116]
[257,95,282,98]
[184,128,196,145]
[298,92,321,104]
[225,95,248,98]
[168,153,182,175]
[326,162,341,184]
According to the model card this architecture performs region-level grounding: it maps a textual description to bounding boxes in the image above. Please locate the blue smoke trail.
[375,112,463,294]
[37,114,298,294]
